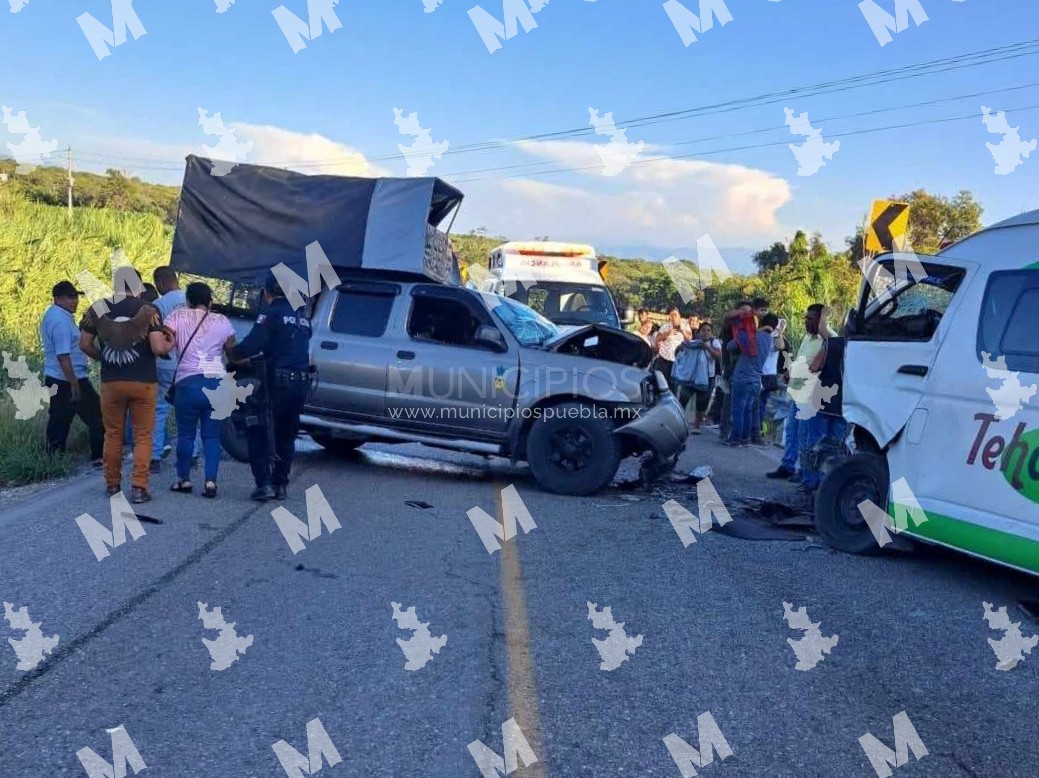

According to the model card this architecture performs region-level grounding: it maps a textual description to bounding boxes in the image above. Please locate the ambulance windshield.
[508,282,619,328]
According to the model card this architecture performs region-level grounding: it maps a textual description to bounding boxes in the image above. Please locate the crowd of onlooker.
[39,267,237,503]
[630,297,847,496]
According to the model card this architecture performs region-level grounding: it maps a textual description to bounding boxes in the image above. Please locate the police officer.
[231,272,312,501]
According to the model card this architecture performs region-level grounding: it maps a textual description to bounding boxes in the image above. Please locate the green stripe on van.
[891,502,1039,573]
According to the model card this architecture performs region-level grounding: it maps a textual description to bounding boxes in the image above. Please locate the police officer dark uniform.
[231,273,312,501]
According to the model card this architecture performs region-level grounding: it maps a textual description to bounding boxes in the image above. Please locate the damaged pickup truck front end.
[487,298,688,493]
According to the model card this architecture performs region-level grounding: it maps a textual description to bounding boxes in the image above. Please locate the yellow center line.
[498,484,549,778]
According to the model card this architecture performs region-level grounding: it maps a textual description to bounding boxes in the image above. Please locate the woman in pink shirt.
[164,283,236,498]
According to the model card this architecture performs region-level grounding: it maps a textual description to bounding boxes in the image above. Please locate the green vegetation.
[0,183,173,486]
[0,186,173,356]
[0,158,180,225]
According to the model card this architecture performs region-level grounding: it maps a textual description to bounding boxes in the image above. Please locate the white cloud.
[232,122,388,177]
[459,139,791,248]
[73,122,384,184]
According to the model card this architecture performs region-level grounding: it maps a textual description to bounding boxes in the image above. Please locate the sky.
[2,0,1038,273]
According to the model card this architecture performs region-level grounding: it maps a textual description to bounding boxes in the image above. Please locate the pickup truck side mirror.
[474,325,507,352]
[620,308,635,326]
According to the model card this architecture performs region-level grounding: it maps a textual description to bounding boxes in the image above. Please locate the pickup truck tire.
[814,453,888,555]
[310,432,366,456]
[220,416,250,463]
[525,402,621,496]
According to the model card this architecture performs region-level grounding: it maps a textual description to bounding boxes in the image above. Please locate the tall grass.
[0,192,172,485]
[0,187,173,355]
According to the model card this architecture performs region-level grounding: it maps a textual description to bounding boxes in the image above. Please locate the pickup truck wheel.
[814,453,888,555]
[220,416,250,463]
[526,402,621,496]
[311,432,366,456]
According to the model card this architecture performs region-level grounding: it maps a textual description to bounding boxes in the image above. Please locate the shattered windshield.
[858,258,966,341]
[485,293,560,347]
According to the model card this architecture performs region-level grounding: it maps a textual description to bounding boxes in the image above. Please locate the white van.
[815,210,1039,574]
[478,241,627,329]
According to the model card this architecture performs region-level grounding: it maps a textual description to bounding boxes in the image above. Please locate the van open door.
[843,254,969,448]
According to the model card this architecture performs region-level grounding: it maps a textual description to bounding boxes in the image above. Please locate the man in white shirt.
[766,304,836,480]
[653,308,692,391]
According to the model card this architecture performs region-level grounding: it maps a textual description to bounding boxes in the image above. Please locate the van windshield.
[507,282,619,327]
[856,258,966,341]
[486,294,560,347]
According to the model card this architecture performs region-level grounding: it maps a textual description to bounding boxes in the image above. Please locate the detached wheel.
[220,415,250,463]
[311,432,366,456]
[525,402,621,496]
[814,453,888,555]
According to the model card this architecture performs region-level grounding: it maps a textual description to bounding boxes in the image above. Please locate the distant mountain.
[597,244,757,275]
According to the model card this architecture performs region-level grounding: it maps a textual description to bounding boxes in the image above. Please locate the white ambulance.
[476,241,627,329]
[815,210,1039,574]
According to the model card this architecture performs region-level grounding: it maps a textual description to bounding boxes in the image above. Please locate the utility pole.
[66,146,73,215]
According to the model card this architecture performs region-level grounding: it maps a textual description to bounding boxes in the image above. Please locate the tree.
[809,232,828,261]
[844,226,867,267]
[752,241,789,272]
[890,189,983,253]
[789,230,809,264]
[844,189,983,264]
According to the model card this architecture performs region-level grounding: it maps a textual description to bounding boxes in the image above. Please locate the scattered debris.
[293,563,337,579]
[669,465,714,485]
[715,519,808,542]
[405,500,434,510]
[134,514,162,525]
[611,477,643,492]
[739,497,815,528]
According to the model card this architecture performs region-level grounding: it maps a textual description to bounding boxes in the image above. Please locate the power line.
[280,37,1039,169]
[422,81,1039,180]
[451,102,1039,183]
[66,38,1039,174]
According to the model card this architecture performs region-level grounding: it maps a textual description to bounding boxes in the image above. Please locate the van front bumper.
[615,393,689,459]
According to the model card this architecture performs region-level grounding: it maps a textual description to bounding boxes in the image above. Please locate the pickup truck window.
[977,270,1039,373]
[330,290,395,338]
[408,296,486,348]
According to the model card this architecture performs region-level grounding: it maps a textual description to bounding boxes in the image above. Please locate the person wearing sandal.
[163,283,236,499]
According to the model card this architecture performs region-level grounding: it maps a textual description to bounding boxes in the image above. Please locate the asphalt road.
[1,433,1037,777]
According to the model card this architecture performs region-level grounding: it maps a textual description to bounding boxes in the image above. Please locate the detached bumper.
[616,394,689,459]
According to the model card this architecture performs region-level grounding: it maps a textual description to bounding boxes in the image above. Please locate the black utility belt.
[273,369,311,383]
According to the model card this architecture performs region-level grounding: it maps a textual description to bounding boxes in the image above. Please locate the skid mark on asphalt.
[0,498,268,709]
[498,484,549,778]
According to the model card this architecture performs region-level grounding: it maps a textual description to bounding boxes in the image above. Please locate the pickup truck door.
[307,281,401,421]
[385,285,519,440]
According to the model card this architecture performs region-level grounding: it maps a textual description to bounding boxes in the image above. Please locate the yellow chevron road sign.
[866,200,910,253]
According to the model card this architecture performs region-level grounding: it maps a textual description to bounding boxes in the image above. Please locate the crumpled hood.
[545,324,653,368]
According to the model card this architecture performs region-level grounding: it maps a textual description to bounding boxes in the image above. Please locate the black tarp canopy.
[170,155,464,285]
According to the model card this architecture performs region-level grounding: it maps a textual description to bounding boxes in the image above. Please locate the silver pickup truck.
[171,157,687,494]
[224,275,688,496]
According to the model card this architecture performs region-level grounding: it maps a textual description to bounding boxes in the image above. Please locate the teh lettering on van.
[967,413,1039,492]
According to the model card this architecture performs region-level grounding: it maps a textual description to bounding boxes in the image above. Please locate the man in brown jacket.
[80,267,173,503]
